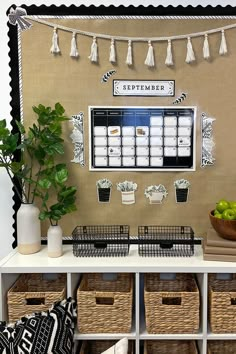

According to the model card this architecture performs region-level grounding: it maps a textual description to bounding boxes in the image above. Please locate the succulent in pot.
[144,184,168,204]
[96,178,112,203]
[117,181,137,205]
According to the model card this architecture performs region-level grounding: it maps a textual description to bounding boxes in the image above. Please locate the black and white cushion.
[0,298,76,354]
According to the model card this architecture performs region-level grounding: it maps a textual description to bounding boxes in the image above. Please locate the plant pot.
[47,225,63,258]
[175,188,189,203]
[97,187,111,203]
[17,203,41,255]
[121,191,135,205]
[148,192,164,204]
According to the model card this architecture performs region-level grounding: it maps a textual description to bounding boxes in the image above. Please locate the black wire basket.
[138,225,195,257]
[72,225,130,257]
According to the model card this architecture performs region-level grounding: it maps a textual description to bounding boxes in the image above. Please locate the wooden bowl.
[209,210,236,240]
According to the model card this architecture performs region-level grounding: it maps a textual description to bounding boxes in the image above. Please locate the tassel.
[126,40,132,66]
[88,36,98,62]
[219,30,227,55]
[70,32,79,58]
[144,41,155,67]
[109,38,116,63]
[203,34,210,60]
[185,37,195,64]
[50,27,60,54]
[165,39,174,66]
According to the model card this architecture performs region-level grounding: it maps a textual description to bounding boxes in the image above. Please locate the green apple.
[229,201,236,209]
[222,208,236,220]
[214,209,220,216]
[216,199,230,213]
[214,213,223,219]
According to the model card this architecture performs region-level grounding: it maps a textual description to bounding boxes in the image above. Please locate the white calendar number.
[123,156,135,166]
[109,157,121,166]
[150,146,163,156]
[178,127,191,136]
[136,137,149,146]
[178,147,191,156]
[122,146,135,156]
[122,126,135,136]
[94,126,107,136]
[95,137,107,146]
[164,127,177,136]
[95,157,108,166]
[95,147,107,156]
[122,136,135,146]
[137,156,149,166]
[150,126,163,136]
[150,157,163,166]
[164,137,177,146]
[150,136,163,146]
[178,116,192,126]
[136,147,149,156]
[164,147,177,156]
[164,116,177,126]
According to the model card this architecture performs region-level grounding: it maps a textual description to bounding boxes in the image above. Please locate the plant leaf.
[55,168,68,184]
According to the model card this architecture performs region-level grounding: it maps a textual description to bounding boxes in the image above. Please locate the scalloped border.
[7,4,236,246]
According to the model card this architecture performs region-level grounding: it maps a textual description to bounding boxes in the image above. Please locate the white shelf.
[1,245,236,274]
[1,247,236,354]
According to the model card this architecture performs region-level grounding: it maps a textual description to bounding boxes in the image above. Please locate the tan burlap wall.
[20,18,236,237]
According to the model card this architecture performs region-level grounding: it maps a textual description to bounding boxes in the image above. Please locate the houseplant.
[144,184,168,204]
[174,179,190,203]
[36,163,77,257]
[0,102,69,254]
[96,178,112,203]
[117,180,137,204]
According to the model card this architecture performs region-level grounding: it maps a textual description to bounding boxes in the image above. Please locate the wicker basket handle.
[23,294,46,306]
[161,295,182,306]
[95,294,115,306]
[230,293,236,305]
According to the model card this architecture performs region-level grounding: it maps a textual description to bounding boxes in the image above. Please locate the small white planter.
[148,192,164,204]
[47,225,63,258]
[121,191,135,205]
[17,203,41,255]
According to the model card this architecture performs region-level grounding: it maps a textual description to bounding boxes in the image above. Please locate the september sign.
[113,80,175,97]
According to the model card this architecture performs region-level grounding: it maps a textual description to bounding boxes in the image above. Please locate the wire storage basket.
[77,273,133,333]
[144,340,199,354]
[144,273,200,334]
[79,340,133,354]
[72,225,130,257]
[209,274,236,333]
[208,341,236,354]
[7,273,66,322]
[138,225,195,257]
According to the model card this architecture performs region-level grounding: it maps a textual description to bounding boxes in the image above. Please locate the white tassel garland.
[185,37,195,64]
[219,30,228,55]
[88,36,98,62]
[165,39,174,66]
[126,40,132,66]
[203,34,210,60]
[144,41,155,67]
[50,27,60,54]
[70,32,79,58]
[109,38,116,63]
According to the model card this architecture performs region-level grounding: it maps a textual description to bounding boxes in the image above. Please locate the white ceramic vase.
[17,203,41,255]
[47,225,63,258]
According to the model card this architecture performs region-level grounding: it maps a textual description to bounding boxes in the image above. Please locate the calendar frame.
[89,106,197,172]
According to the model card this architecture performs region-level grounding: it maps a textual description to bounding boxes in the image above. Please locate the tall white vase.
[17,203,41,255]
[47,225,63,258]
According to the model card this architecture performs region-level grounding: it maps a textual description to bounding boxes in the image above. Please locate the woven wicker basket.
[77,273,133,333]
[209,274,236,333]
[8,273,66,322]
[144,340,198,354]
[79,340,133,354]
[144,273,200,334]
[208,340,236,354]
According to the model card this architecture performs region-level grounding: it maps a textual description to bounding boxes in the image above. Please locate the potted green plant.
[174,179,190,203]
[96,178,112,203]
[117,180,137,205]
[144,184,168,204]
[0,102,69,254]
[36,163,77,258]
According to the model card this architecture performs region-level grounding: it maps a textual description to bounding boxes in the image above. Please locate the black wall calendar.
[89,106,197,171]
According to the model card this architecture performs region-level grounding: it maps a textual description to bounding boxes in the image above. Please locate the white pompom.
[165,39,174,66]
[70,32,79,58]
[50,27,60,54]
[88,36,98,62]
[219,30,227,55]
[126,40,132,66]
[144,41,155,67]
[185,37,195,64]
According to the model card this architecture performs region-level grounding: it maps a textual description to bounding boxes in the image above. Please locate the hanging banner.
[113,80,175,97]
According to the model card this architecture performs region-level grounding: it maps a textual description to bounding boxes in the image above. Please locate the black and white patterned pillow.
[0,298,76,354]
